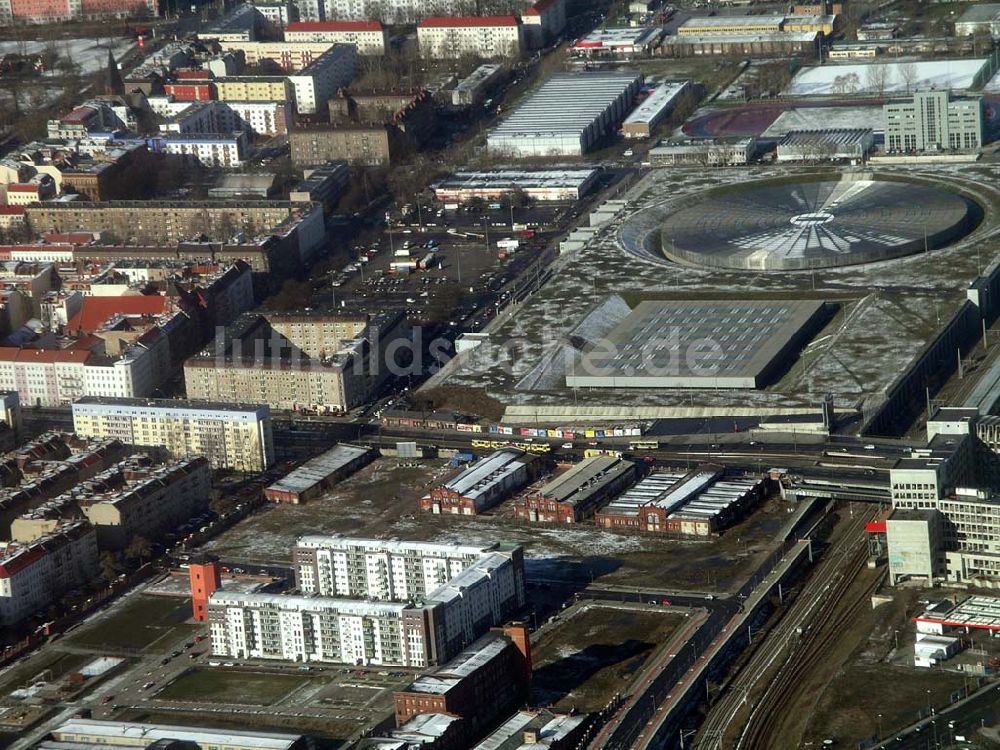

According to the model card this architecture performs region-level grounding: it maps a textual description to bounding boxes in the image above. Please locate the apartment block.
[521,0,567,48]
[417,16,523,59]
[0,521,98,626]
[79,456,211,549]
[211,538,526,666]
[884,91,984,153]
[25,201,316,245]
[214,77,293,103]
[289,125,408,166]
[72,397,274,473]
[283,20,388,54]
[287,44,358,115]
[293,536,491,600]
[0,0,154,24]
[221,41,340,71]
[184,312,407,413]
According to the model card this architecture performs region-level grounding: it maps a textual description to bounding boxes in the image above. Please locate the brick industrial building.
[421,449,543,515]
[514,454,636,523]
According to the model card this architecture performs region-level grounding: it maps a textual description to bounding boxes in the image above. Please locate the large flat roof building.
[487,71,642,157]
[623,81,690,138]
[432,169,600,202]
[264,443,374,503]
[954,4,1000,38]
[565,299,830,389]
[48,719,311,750]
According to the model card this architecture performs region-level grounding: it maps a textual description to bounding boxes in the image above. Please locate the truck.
[497,238,520,250]
[389,260,416,274]
[394,247,411,258]
[418,252,435,270]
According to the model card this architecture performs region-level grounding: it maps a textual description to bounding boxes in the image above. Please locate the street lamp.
[877,713,883,740]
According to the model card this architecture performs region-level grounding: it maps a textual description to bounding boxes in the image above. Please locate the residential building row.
[183,311,408,414]
[71,397,274,473]
[0,520,97,626]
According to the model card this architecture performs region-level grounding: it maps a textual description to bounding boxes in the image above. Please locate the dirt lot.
[204,458,791,596]
[531,603,684,712]
[156,669,310,705]
[65,595,198,653]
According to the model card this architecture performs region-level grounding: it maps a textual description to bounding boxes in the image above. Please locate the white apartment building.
[152,99,289,138]
[293,536,490,599]
[884,91,984,153]
[212,538,526,666]
[208,593,420,665]
[283,20,388,55]
[158,132,248,168]
[417,16,523,59]
[0,521,98,626]
[287,44,358,115]
[72,398,274,473]
[218,41,338,71]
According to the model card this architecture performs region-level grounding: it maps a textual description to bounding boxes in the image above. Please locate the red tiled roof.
[524,0,558,14]
[0,544,46,578]
[7,184,38,193]
[286,20,383,31]
[0,347,92,364]
[418,15,519,27]
[175,69,212,80]
[66,295,170,334]
[0,207,25,215]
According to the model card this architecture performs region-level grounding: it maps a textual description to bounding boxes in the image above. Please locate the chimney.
[503,621,532,684]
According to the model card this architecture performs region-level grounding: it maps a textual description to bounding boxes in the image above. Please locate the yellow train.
[471,439,551,454]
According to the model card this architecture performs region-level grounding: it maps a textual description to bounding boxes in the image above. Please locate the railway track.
[697,507,877,749]
[736,515,883,749]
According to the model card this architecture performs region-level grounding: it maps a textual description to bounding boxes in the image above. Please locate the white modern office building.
[884,90,984,152]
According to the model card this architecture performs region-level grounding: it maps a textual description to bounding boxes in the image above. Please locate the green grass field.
[155,669,310,705]
[67,595,198,652]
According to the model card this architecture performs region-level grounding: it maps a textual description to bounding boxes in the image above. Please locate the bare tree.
[865,64,888,97]
[895,60,918,93]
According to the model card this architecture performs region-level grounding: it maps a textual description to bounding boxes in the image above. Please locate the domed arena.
[657,174,980,271]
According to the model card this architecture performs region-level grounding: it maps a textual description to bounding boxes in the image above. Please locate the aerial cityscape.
[2,0,1000,748]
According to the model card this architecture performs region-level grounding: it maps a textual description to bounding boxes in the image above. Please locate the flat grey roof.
[566,299,827,389]
[624,81,689,125]
[435,169,598,191]
[490,71,641,138]
[266,443,370,495]
[957,3,1000,23]
[53,720,302,750]
[534,455,634,505]
[443,448,529,502]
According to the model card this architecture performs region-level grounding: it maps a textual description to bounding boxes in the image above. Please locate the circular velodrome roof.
[659,176,978,271]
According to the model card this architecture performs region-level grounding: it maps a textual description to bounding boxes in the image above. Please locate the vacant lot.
[532,604,684,712]
[203,457,789,595]
[156,669,310,705]
[66,595,198,652]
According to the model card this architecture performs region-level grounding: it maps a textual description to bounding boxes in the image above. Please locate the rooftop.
[491,71,642,138]
[624,81,690,125]
[435,169,599,190]
[265,443,371,495]
[778,128,874,146]
[418,15,519,27]
[286,20,383,31]
[533,455,634,505]
[915,595,1000,631]
[442,448,530,502]
[72,396,271,418]
[52,719,303,750]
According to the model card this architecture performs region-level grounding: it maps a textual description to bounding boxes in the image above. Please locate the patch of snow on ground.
[784,58,987,96]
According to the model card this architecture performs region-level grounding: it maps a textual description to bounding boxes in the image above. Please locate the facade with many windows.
[417,16,523,59]
[210,538,526,666]
[72,397,274,473]
[884,91,984,153]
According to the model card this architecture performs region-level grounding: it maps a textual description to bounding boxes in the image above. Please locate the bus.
[470,438,551,454]
[629,440,660,451]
